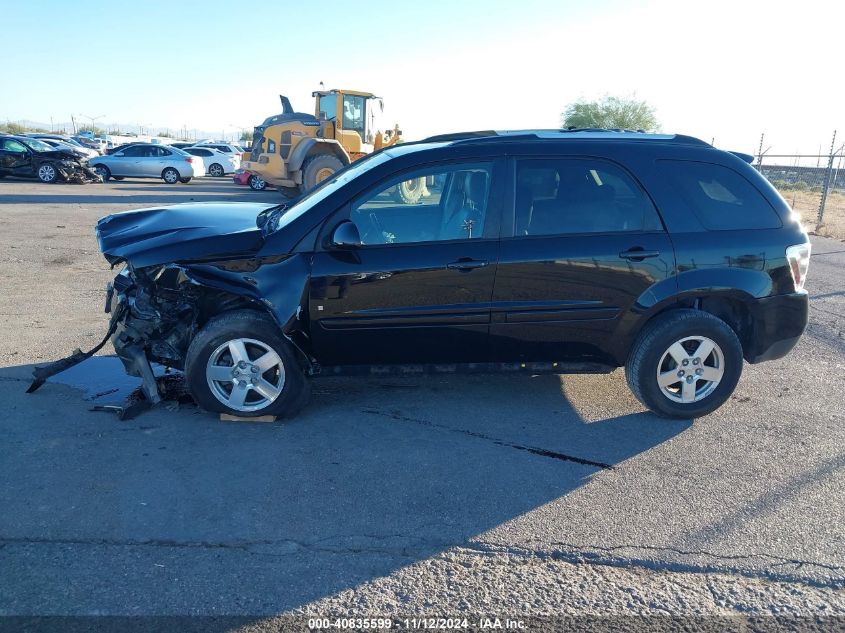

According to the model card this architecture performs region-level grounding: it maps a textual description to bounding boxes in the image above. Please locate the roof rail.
[422,130,497,142]
[420,129,712,147]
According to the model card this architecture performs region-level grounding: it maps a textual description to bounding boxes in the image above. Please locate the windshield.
[24,138,55,152]
[266,151,394,234]
[263,141,449,235]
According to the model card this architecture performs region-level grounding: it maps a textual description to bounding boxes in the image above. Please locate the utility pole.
[818,130,837,227]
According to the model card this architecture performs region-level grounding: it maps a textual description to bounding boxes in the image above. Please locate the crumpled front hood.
[97,202,277,268]
[36,149,81,161]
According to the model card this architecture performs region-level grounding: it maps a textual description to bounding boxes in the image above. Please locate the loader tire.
[301,154,343,192]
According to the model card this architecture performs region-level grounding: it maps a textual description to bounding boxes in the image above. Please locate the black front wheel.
[185,310,310,418]
[625,309,743,419]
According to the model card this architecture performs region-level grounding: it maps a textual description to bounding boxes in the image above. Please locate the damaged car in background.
[28,131,810,420]
[0,135,102,184]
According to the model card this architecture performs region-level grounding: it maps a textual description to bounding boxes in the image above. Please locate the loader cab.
[314,89,382,156]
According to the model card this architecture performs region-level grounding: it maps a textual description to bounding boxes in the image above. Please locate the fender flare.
[287,138,350,173]
[611,267,773,365]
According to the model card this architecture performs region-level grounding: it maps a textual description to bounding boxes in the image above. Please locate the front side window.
[319,95,337,121]
[122,145,145,157]
[342,95,366,139]
[659,160,782,230]
[350,163,493,246]
[514,158,661,236]
[2,139,28,153]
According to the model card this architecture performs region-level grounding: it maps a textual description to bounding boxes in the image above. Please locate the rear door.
[309,158,506,365]
[491,156,676,364]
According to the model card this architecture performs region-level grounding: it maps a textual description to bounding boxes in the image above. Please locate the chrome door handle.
[447,259,489,271]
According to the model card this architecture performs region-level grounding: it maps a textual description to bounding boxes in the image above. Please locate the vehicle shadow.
[0,360,691,614]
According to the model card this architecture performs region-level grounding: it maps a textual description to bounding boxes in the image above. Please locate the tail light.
[785,243,811,291]
[185,157,194,163]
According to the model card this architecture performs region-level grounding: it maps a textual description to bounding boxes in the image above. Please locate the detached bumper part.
[119,344,162,404]
[26,306,124,394]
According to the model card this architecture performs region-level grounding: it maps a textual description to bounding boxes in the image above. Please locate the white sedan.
[183,146,239,177]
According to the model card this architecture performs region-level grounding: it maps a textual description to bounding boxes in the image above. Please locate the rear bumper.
[745,292,809,363]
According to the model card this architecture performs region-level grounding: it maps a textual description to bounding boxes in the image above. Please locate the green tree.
[240,130,253,142]
[0,122,28,135]
[561,95,660,132]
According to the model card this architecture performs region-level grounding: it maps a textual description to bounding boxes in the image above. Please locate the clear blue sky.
[2,0,842,153]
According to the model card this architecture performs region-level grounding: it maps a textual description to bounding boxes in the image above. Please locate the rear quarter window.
[659,160,781,230]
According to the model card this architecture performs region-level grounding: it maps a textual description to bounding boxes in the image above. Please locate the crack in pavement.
[2,534,842,588]
[361,408,614,470]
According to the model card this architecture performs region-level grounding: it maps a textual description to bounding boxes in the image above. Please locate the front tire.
[185,310,310,418]
[301,154,343,192]
[162,167,180,184]
[37,163,59,183]
[625,310,743,419]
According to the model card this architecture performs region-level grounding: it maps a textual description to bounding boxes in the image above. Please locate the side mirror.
[330,220,362,249]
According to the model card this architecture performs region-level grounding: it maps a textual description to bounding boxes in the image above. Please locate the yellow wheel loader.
[242,89,424,201]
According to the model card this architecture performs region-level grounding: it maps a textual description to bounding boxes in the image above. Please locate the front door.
[491,156,676,364]
[309,159,505,365]
[0,138,33,177]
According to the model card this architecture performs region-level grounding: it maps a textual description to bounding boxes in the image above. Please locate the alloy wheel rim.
[39,165,55,181]
[210,164,223,176]
[656,335,724,404]
[165,170,178,183]
[206,338,285,412]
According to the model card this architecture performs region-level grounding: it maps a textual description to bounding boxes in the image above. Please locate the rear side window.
[659,160,781,230]
[514,158,662,236]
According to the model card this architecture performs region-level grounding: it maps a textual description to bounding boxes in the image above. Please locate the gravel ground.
[0,178,843,623]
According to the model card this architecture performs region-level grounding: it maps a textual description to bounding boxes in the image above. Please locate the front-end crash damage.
[50,158,102,184]
[110,249,314,400]
[27,200,312,412]
[29,253,313,408]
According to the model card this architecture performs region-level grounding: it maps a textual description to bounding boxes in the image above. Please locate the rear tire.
[180,177,192,183]
[208,163,225,177]
[248,175,267,190]
[391,177,425,204]
[301,154,343,192]
[112,176,124,181]
[185,310,310,419]
[162,167,180,184]
[625,309,743,419]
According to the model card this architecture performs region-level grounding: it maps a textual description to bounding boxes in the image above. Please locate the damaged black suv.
[0,134,100,184]
[35,130,812,419]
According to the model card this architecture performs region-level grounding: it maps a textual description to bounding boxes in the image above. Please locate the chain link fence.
[755,150,845,238]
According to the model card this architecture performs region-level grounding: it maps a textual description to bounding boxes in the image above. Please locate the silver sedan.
[90,144,204,183]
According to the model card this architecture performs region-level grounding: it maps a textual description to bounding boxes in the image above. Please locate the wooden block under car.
[219,413,277,423]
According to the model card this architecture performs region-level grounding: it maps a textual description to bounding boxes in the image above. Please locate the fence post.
[817,130,837,227]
